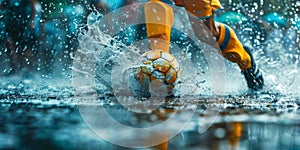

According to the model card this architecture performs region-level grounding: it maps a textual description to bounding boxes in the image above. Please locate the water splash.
[254,29,299,95]
[73,9,223,102]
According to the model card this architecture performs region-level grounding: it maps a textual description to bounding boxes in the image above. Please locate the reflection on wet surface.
[1,95,299,150]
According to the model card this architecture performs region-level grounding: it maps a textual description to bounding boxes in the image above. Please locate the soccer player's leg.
[178,0,264,90]
[144,0,174,53]
[217,23,264,90]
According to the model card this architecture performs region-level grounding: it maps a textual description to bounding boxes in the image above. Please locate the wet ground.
[1,78,300,150]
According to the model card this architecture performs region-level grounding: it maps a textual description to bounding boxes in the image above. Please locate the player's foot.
[242,46,264,90]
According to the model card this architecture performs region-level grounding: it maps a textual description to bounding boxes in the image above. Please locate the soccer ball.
[134,50,179,95]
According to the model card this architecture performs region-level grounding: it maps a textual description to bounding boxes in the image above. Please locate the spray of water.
[73,10,225,100]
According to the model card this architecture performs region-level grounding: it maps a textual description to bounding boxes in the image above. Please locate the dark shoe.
[242,46,264,90]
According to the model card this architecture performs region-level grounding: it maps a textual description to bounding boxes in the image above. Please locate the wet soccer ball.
[135,50,179,95]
